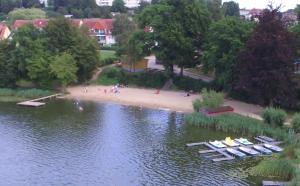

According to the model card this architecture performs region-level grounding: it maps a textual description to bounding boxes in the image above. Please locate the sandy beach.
[66,85,263,118]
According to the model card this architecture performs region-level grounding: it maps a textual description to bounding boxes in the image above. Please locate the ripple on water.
[0,101,261,186]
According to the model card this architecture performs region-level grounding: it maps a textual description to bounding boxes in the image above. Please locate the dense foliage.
[292,113,300,133]
[201,88,224,109]
[202,17,253,89]
[0,18,100,88]
[222,1,240,17]
[262,107,287,127]
[96,66,168,88]
[185,113,289,140]
[138,0,211,74]
[8,8,46,23]
[234,9,296,107]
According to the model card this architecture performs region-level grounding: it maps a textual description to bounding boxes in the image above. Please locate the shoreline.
[66,85,264,118]
[66,85,196,113]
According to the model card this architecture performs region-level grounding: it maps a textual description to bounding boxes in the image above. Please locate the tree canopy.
[138,0,211,74]
[222,1,240,17]
[234,8,296,107]
[111,0,126,13]
[203,17,253,90]
[0,18,100,88]
[8,8,46,23]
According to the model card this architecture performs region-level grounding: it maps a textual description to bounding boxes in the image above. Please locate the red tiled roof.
[13,18,115,32]
[13,20,32,30]
[0,23,9,40]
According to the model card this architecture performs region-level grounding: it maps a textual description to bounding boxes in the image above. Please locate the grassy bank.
[101,50,116,60]
[185,112,300,181]
[0,88,53,102]
[185,112,290,140]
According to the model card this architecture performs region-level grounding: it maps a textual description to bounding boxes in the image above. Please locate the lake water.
[0,100,263,186]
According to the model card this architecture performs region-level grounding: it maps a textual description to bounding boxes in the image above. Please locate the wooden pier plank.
[186,142,206,147]
[262,181,289,186]
[17,93,62,107]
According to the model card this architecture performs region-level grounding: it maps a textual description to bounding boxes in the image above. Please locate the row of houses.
[0,18,116,45]
[240,8,298,25]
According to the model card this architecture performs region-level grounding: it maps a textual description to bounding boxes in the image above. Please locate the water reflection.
[0,101,261,185]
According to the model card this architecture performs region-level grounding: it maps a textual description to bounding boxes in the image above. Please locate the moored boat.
[253,145,272,155]
[226,148,246,158]
[222,137,239,147]
[235,138,253,145]
[238,147,260,156]
[264,144,283,152]
[209,140,227,148]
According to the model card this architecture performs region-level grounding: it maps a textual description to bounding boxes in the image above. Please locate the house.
[0,24,11,40]
[82,18,116,46]
[282,9,298,27]
[239,8,263,21]
[96,0,151,8]
[122,58,149,72]
[12,18,116,45]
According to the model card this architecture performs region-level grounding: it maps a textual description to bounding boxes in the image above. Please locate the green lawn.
[100,50,116,60]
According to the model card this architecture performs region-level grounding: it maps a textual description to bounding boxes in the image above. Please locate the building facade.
[0,24,11,40]
[12,19,116,46]
[96,0,151,8]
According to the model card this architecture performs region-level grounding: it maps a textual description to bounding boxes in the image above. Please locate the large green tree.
[50,52,78,87]
[45,18,100,82]
[205,0,223,20]
[8,8,46,23]
[0,41,17,87]
[295,5,300,21]
[222,1,240,17]
[111,0,126,13]
[112,14,137,56]
[202,17,253,89]
[234,8,296,107]
[138,0,211,75]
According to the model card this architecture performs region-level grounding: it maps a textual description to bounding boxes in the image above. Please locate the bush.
[292,113,300,133]
[0,88,15,96]
[250,159,295,180]
[193,99,202,112]
[173,76,210,91]
[201,88,224,109]
[99,57,117,67]
[262,107,287,127]
[185,113,289,140]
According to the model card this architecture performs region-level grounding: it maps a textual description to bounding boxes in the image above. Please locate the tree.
[205,0,223,20]
[45,18,100,82]
[234,8,296,107]
[126,30,151,72]
[50,52,78,87]
[295,4,300,21]
[8,8,46,23]
[138,0,211,75]
[202,17,253,89]
[111,0,126,13]
[112,14,137,56]
[222,1,240,17]
[22,0,41,8]
[0,41,17,87]
[0,0,21,14]
[291,23,300,59]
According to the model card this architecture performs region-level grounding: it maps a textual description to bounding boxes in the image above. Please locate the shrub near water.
[262,107,287,127]
[292,113,300,133]
[193,99,202,112]
[185,113,289,140]
[201,88,224,109]
[0,88,53,99]
[250,159,295,180]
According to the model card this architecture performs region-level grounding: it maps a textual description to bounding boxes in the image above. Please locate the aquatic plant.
[262,107,287,127]
[192,99,202,112]
[250,159,295,180]
[0,88,53,100]
[185,113,289,140]
[201,88,224,109]
[292,113,300,133]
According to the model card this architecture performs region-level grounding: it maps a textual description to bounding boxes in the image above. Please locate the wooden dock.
[17,94,62,107]
[186,136,282,162]
[262,181,289,186]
